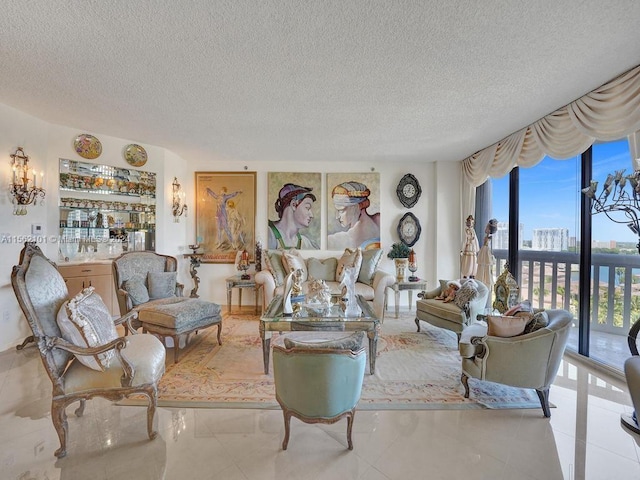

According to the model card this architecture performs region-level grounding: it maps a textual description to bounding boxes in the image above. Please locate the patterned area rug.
[128,310,546,411]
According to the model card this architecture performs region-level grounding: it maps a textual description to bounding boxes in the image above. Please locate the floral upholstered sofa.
[254,248,395,319]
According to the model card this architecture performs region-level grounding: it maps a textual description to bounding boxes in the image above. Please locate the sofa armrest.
[418,286,442,300]
[255,270,276,310]
[372,269,395,319]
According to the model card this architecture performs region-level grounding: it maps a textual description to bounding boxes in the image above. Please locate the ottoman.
[137,297,222,363]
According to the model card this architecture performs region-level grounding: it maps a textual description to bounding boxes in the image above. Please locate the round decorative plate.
[396,173,422,208]
[124,144,148,167]
[397,212,421,247]
[73,134,102,159]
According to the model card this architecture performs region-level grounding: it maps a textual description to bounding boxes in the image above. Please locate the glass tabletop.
[261,294,377,322]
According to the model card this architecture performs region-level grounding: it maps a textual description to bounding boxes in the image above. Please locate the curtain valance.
[462,65,640,187]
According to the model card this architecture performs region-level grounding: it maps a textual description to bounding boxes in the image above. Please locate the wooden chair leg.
[282,410,291,450]
[217,323,222,345]
[173,335,180,363]
[536,388,551,418]
[147,386,158,440]
[415,318,421,332]
[461,373,470,398]
[52,399,68,458]
[346,411,355,450]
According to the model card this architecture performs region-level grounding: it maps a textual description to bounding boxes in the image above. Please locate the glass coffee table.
[259,294,380,375]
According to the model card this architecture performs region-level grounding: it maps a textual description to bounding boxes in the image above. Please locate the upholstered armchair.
[113,251,222,363]
[458,309,572,417]
[272,332,367,450]
[11,243,166,458]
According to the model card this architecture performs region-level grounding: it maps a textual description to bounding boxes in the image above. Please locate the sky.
[491,138,637,244]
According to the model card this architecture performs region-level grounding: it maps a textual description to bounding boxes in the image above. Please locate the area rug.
[125,310,546,411]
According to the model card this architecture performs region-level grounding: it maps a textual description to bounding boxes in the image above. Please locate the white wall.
[0,103,463,352]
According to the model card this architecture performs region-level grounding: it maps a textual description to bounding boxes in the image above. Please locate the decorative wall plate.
[397,212,421,247]
[124,144,148,167]
[396,173,421,208]
[73,134,102,159]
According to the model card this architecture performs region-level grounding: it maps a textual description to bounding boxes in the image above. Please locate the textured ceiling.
[1,1,640,164]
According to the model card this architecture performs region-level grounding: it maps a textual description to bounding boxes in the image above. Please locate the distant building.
[592,239,616,249]
[532,228,569,251]
[493,222,524,250]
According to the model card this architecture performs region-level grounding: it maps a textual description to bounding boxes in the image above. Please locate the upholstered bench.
[137,297,222,363]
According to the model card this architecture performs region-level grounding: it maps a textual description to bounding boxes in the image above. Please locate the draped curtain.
[461,64,640,195]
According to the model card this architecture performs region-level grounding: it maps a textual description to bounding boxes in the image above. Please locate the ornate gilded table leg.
[188,254,202,298]
[367,326,379,375]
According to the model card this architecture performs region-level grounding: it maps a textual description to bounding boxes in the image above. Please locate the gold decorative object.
[124,144,148,166]
[493,263,520,313]
[9,147,45,215]
[73,134,102,159]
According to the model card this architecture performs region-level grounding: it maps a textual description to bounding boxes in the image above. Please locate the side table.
[226,275,259,314]
[385,279,427,319]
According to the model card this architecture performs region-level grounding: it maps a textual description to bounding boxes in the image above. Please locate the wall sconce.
[172,177,187,222]
[9,147,45,215]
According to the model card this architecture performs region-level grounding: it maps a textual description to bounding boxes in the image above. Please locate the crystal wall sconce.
[9,147,45,215]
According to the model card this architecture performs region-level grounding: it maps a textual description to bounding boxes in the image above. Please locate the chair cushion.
[138,298,222,332]
[63,333,166,393]
[336,248,363,283]
[283,331,365,352]
[307,257,337,281]
[263,249,287,287]
[282,249,308,281]
[358,248,383,286]
[453,279,478,311]
[487,315,528,337]
[122,275,150,306]
[56,287,118,371]
[523,310,549,334]
[147,271,177,299]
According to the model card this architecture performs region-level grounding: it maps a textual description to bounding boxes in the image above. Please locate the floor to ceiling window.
[488,137,638,372]
[589,138,639,370]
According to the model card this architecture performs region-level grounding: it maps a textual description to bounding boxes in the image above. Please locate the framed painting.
[267,172,321,250]
[326,172,380,251]
[195,171,256,263]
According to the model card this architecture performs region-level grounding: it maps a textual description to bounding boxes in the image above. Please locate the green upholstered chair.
[272,333,367,450]
[11,243,166,458]
[458,309,572,417]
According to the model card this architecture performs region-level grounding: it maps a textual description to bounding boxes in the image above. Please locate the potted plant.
[387,242,411,282]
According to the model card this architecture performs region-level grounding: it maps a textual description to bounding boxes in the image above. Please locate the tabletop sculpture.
[340,265,362,317]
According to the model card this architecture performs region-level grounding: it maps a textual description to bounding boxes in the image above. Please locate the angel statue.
[340,265,362,317]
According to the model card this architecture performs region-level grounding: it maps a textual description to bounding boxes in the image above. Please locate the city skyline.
[491,138,637,245]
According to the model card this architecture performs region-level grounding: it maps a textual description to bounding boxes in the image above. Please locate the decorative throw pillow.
[487,315,529,337]
[357,248,383,286]
[307,257,337,281]
[283,331,365,352]
[56,287,118,371]
[147,271,177,299]
[282,249,308,281]
[336,248,363,283]
[523,310,549,334]
[263,249,287,287]
[453,279,478,312]
[122,275,149,306]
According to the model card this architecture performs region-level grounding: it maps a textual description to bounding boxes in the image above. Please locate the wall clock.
[396,173,421,208]
[397,212,421,247]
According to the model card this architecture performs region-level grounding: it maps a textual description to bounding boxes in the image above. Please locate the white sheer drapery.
[462,64,640,188]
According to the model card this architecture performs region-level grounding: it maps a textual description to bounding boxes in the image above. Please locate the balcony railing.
[493,249,640,336]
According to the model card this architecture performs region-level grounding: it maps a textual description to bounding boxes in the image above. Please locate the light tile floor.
[2,316,640,480]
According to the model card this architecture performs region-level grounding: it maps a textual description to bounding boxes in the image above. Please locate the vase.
[394,258,408,282]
